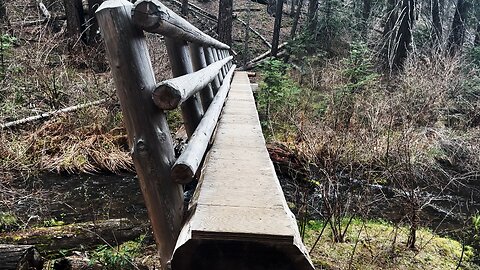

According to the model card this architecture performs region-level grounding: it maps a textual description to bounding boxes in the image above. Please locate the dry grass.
[1,105,133,175]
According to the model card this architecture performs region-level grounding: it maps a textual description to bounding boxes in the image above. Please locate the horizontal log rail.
[171,65,236,184]
[132,0,230,50]
[153,56,233,110]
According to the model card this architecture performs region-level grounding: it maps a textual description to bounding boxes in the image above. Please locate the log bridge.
[96,1,314,269]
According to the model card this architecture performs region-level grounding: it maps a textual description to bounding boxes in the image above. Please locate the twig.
[1,99,107,129]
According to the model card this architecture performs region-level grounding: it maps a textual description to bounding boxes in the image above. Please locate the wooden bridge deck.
[171,72,314,270]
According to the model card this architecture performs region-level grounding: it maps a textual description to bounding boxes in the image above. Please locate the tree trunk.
[362,0,371,21]
[307,0,318,37]
[218,0,233,46]
[290,0,303,39]
[383,0,397,39]
[0,0,7,24]
[243,2,251,65]
[181,0,189,16]
[87,0,103,45]
[431,0,442,44]
[63,0,85,44]
[0,245,43,270]
[448,0,468,55]
[391,0,414,69]
[271,0,283,56]
[475,22,480,46]
[290,0,296,17]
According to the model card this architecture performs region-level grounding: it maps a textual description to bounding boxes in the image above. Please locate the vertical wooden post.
[190,43,215,111]
[214,49,227,79]
[212,48,225,83]
[204,47,221,94]
[165,37,204,137]
[96,1,183,269]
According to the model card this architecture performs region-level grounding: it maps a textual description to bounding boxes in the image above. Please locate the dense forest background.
[0,0,480,269]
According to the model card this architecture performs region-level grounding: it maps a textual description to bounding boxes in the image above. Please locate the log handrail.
[97,0,234,268]
[132,0,230,50]
[152,56,233,110]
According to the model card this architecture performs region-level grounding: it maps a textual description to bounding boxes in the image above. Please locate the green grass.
[305,219,479,270]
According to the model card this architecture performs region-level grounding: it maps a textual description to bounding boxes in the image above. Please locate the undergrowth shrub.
[257,59,301,141]
[89,235,145,270]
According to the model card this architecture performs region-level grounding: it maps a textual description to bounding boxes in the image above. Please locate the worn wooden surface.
[204,47,221,93]
[152,56,233,110]
[171,72,314,270]
[96,2,183,268]
[171,65,236,184]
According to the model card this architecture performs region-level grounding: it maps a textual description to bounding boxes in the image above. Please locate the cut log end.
[96,0,133,14]
[172,164,194,184]
[132,1,162,30]
[152,84,182,110]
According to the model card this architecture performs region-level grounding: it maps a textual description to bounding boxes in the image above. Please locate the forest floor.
[0,0,479,269]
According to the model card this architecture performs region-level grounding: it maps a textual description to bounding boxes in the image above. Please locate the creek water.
[7,168,478,236]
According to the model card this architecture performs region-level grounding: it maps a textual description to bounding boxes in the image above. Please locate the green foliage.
[0,34,16,79]
[0,212,18,232]
[89,235,145,270]
[257,59,301,140]
[43,218,65,227]
[343,42,378,92]
[327,42,378,129]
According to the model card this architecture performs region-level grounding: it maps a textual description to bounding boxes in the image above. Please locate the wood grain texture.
[204,47,222,94]
[171,65,236,184]
[132,0,229,49]
[0,245,43,270]
[152,56,233,110]
[171,72,315,270]
[96,2,183,268]
[190,43,215,111]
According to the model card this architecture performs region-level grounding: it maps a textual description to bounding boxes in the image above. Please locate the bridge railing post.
[189,43,215,111]
[165,38,204,137]
[96,1,184,269]
[204,47,222,94]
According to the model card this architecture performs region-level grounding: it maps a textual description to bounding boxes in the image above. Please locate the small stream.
[6,173,148,226]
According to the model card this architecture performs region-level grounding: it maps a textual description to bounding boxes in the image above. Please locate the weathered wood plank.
[171,65,236,184]
[96,2,183,268]
[152,56,233,110]
[132,0,229,49]
[171,72,314,270]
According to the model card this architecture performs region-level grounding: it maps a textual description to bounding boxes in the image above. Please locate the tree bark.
[290,0,296,17]
[307,0,318,37]
[290,0,303,39]
[475,22,480,46]
[431,0,442,44]
[182,0,189,16]
[0,245,43,270]
[271,0,284,56]
[218,0,233,46]
[448,0,468,55]
[63,0,85,44]
[87,0,103,45]
[0,0,7,24]
[391,0,414,69]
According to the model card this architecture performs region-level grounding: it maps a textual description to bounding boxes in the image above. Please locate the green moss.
[305,219,479,270]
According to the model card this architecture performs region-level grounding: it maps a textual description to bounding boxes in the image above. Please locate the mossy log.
[0,219,149,256]
[0,244,43,270]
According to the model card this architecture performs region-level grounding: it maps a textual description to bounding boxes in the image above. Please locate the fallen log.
[0,244,43,270]
[0,99,106,129]
[235,17,272,48]
[0,219,149,256]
